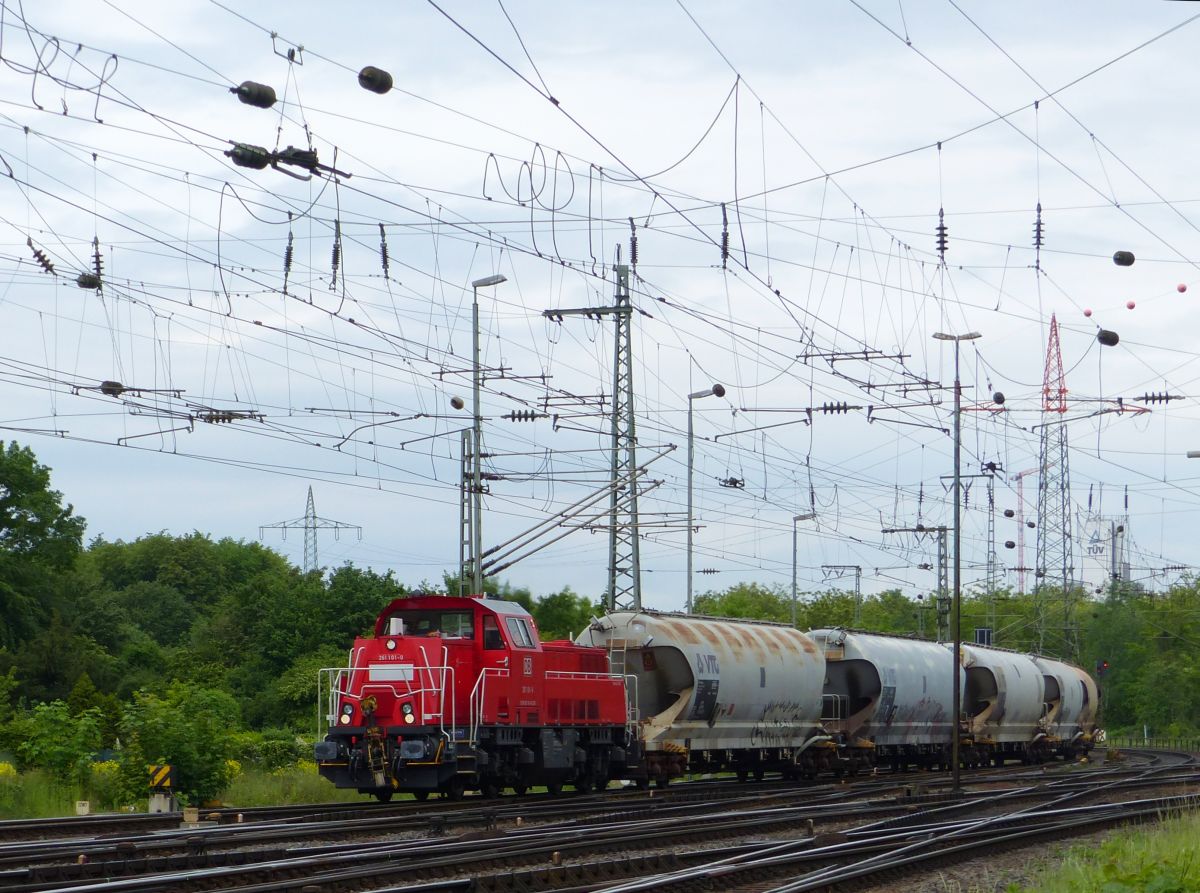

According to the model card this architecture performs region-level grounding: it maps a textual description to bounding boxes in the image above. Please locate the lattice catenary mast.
[541,253,642,610]
[1034,314,1076,658]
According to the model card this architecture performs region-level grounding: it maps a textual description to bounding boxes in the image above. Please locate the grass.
[1015,811,1200,893]
[0,762,382,817]
[221,763,369,807]
[929,810,1200,892]
[0,768,84,819]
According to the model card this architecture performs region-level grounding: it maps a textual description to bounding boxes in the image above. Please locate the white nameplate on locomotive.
[368,664,416,681]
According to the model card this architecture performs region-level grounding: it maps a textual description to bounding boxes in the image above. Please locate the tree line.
[0,440,1197,803]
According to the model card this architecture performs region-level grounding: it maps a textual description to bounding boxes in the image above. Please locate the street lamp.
[792,512,815,627]
[687,383,726,613]
[469,274,506,594]
[933,329,981,793]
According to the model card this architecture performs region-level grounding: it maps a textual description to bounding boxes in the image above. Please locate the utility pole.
[260,486,362,574]
[543,254,642,611]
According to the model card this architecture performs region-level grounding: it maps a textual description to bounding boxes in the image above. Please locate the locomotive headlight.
[401,702,415,724]
[339,714,351,725]
[342,703,354,716]
[385,639,397,651]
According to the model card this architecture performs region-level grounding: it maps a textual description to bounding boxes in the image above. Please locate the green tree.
[0,442,86,646]
[533,587,599,640]
[693,582,793,623]
[119,683,240,805]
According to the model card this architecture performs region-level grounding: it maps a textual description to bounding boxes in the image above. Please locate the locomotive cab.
[315,594,634,800]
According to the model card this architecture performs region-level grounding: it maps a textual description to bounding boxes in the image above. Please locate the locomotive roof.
[376,593,532,617]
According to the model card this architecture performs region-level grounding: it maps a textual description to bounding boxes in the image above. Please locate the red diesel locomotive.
[313,594,641,799]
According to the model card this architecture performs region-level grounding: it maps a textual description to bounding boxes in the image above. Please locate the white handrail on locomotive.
[468,666,509,743]
[318,664,459,750]
[416,642,456,749]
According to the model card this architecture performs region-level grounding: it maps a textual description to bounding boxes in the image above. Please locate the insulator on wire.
[720,203,730,269]
[504,410,544,422]
[27,238,54,275]
[282,224,294,294]
[92,237,103,283]
[330,220,341,288]
[226,143,272,170]
[1033,202,1044,270]
[358,66,393,94]
[231,81,277,109]
[628,217,638,269]
[820,401,850,414]
[378,223,390,277]
[935,207,949,263]
[1138,392,1179,404]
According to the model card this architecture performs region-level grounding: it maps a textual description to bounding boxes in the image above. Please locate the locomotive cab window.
[505,617,535,648]
[383,610,473,639]
[482,615,504,650]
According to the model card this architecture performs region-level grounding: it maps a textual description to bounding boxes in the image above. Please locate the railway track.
[0,750,1193,893]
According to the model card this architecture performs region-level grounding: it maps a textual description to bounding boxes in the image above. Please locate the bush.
[15,701,101,786]
[233,728,305,771]
[119,682,240,805]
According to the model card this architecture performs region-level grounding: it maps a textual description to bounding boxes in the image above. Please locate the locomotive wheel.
[444,778,465,801]
[480,779,501,799]
[412,791,430,801]
[374,790,394,803]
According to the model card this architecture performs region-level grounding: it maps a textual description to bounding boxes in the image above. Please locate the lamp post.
[686,383,725,613]
[469,274,506,594]
[792,512,815,627]
[933,329,981,793]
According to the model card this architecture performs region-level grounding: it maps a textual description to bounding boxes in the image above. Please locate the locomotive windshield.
[385,610,474,639]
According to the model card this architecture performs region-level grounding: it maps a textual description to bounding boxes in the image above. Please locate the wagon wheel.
[374,789,394,803]
[444,777,466,800]
[412,790,430,801]
[513,783,529,796]
[545,782,562,796]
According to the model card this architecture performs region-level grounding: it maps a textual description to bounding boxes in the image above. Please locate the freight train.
[313,594,1099,800]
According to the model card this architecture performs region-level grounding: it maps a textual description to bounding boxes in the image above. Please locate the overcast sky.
[3,1,1200,613]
